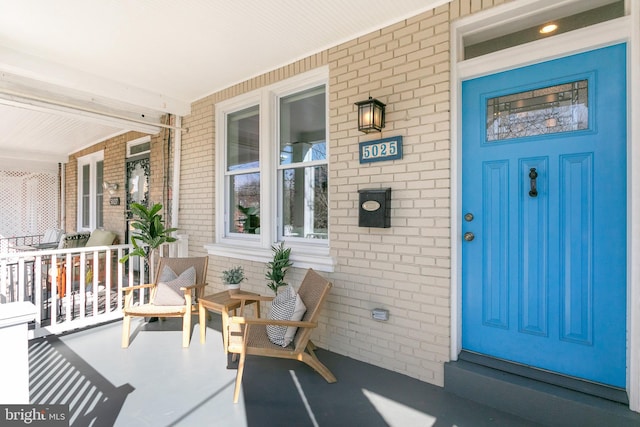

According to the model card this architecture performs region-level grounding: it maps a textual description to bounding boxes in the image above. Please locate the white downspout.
[60,163,65,230]
[171,116,187,256]
[172,116,182,230]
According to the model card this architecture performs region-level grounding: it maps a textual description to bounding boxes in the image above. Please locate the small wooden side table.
[198,290,262,354]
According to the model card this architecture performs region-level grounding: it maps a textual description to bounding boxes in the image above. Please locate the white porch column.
[0,302,36,403]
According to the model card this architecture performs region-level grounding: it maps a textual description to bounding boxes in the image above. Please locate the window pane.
[96,160,104,228]
[282,165,328,239]
[280,85,326,165]
[129,141,150,156]
[486,80,588,142]
[82,164,90,228]
[229,173,260,234]
[227,106,259,171]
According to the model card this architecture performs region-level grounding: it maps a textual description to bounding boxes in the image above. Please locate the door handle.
[529,168,538,197]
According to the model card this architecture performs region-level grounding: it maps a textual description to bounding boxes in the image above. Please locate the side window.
[77,152,104,231]
[279,85,328,240]
[226,105,260,235]
[213,68,331,269]
[96,160,104,228]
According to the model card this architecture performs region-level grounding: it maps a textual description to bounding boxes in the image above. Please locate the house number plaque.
[359,136,403,164]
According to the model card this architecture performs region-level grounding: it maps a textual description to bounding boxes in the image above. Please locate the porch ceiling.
[0,0,447,163]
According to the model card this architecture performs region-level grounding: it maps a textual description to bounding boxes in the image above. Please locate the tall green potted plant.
[119,202,177,281]
[265,242,292,295]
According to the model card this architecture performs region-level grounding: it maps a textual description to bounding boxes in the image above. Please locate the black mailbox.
[358,188,391,228]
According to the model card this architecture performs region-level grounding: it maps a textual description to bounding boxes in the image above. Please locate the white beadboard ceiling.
[0,0,448,163]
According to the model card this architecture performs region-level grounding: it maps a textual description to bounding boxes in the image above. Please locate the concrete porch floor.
[28,313,627,427]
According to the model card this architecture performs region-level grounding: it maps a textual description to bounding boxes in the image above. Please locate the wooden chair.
[227,268,336,403]
[121,256,208,348]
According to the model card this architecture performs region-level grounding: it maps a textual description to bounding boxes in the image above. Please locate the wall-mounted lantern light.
[355,97,385,133]
[102,181,119,195]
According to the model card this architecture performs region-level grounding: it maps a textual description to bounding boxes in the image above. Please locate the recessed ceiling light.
[540,23,558,34]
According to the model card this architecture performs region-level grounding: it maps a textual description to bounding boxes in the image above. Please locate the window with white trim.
[227,105,260,235]
[211,68,332,269]
[77,151,104,231]
[279,86,328,240]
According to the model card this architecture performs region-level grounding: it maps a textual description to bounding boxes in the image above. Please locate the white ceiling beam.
[0,92,163,135]
[0,45,191,116]
[0,147,68,164]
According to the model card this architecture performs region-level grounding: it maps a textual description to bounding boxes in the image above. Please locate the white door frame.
[450,0,640,412]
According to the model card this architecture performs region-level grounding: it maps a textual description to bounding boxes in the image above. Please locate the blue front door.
[461,44,627,387]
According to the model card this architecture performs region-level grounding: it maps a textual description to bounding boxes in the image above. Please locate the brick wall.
[180,52,328,268]
[65,130,166,245]
[101,133,127,241]
[64,155,77,233]
[176,100,215,260]
[325,5,449,385]
[60,0,509,388]
[176,0,507,387]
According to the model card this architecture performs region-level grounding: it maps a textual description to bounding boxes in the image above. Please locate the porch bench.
[49,230,118,297]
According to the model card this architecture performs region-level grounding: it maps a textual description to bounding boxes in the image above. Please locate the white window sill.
[205,242,335,272]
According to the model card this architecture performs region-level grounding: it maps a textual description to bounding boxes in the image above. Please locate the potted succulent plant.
[265,242,292,295]
[222,265,245,294]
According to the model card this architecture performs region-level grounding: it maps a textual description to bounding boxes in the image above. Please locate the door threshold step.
[444,359,640,426]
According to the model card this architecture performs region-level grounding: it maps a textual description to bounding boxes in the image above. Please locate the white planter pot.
[224,282,241,294]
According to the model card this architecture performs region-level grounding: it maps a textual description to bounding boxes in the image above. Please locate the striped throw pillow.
[266,285,307,347]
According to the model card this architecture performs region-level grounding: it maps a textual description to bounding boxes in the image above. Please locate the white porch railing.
[0,236,188,338]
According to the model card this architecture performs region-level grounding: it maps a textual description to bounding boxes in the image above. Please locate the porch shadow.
[239,348,542,427]
[29,334,134,427]
[126,313,198,347]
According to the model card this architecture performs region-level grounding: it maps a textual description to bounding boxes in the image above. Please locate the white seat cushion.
[85,229,116,246]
